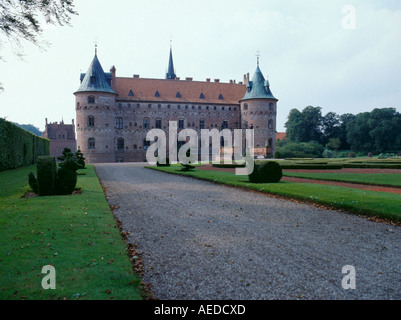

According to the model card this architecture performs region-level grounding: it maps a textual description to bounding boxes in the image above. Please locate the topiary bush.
[36,156,57,196]
[28,171,39,194]
[249,161,283,183]
[55,166,78,195]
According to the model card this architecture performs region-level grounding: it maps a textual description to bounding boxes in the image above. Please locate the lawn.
[0,165,143,300]
[283,171,401,187]
[147,165,401,224]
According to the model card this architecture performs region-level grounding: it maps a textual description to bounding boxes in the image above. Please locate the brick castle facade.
[42,118,76,159]
[74,48,278,163]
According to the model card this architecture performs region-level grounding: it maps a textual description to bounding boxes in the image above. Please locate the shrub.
[55,167,77,195]
[275,141,324,159]
[249,161,282,183]
[36,156,57,196]
[322,149,333,158]
[28,172,39,194]
[348,152,356,158]
[274,151,282,159]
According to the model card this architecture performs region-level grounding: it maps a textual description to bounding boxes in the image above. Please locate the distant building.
[42,118,76,158]
[276,132,287,141]
[74,47,279,163]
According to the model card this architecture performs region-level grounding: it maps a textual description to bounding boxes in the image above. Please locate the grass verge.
[283,172,401,187]
[0,164,143,300]
[147,165,401,225]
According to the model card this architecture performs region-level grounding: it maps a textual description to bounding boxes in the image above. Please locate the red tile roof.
[114,77,246,105]
[276,132,287,140]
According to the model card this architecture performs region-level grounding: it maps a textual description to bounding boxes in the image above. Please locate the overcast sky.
[0,0,400,132]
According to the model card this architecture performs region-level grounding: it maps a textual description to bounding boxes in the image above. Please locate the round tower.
[240,62,278,157]
[74,52,117,163]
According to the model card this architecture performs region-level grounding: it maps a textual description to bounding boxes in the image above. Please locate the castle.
[74,48,278,163]
[42,118,76,159]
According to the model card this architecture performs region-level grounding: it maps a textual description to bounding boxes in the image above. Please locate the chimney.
[110,66,116,90]
[243,73,250,85]
[214,79,220,83]
[185,77,193,81]
[72,119,75,126]
[133,74,140,78]
[45,118,48,125]
[206,78,211,82]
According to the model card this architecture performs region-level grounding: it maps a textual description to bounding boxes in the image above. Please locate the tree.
[327,138,341,151]
[322,112,340,144]
[285,106,323,143]
[0,0,77,54]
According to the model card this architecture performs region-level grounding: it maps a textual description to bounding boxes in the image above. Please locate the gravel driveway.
[95,163,401,300]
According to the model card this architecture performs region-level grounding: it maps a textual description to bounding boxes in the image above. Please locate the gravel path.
[95,163,401,300]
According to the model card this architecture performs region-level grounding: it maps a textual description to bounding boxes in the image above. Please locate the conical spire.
[241,63,277,101]
[165,46,177,80]
[75,53,115,94]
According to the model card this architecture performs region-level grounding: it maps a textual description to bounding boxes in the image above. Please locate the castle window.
[133,144,137,150]
[199,119,205,129]
[143,139,151,150]
[88,96,95,104]
[88,138,95,149]
[243,103,248,110]
[118,103,122,108]
[158,104,161,109]
[168,105,171,109]
[128,103,131,108]
[192,105,195,110]
[136,104,140,108]
[178,119,185,129]
[222,107,225,111]
[76,102,80,108]
[222,120,229,129]
[116,117,123,129]
[234,107,237,111]
[177,105,181,109]
[198,106,201,110]
[143,118,150,129]
[229,107,231,111]
[87,116,95,127]
[214,106,217,110]
[268,138,273,147]
[268,120,273,129]
[148,104,152,109]
[206,106,209,110]
[269,103,274,110]
[155,118,162,129]
[117,138,124,151]
[185,105,188,109]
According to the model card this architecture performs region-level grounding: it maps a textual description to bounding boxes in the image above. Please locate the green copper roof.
[241,65,277,101]
[75,54,116,94]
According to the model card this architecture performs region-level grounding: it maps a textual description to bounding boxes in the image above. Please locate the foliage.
[36,156,57,196]
[0,118,49,171]
[322,149,333,158]
[12,122,42,136]
[0,0,77,57]
[249,161,282,183]
[29,151,84,196]
[275,140,324,159]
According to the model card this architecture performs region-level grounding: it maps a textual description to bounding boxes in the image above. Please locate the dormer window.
[218,93,223,100]
[176,91,181,98]
[155,90,160,97]
[200,92,205,99]
[128,90,134,96]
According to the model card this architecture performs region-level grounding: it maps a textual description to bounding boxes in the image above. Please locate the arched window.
[243,103,248,110]
[143,118,150,129]
[88,96,95,104]
[88,138,95,149]
[268,138,273,147]
[155,118,162,129]
[268,120,273,129]
[269,103,274,110]
[117,138,124,150]
[88,115,95,127]
[199,119,205,129]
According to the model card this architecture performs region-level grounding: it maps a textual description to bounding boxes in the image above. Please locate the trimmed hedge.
[280,164,343,170]
[249,161,283,183]
[36,156,57,196]
[0,118,49,171]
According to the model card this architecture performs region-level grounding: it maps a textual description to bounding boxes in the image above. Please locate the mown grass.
[283,172,401,187]
[0,165,143,300]
[147,165,401,224]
